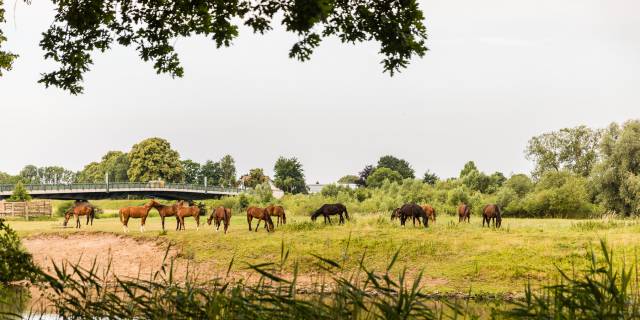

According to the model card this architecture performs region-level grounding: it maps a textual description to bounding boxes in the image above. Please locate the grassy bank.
[9,212,640,296]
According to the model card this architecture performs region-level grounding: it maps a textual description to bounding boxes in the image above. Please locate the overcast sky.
[1,0,639,183]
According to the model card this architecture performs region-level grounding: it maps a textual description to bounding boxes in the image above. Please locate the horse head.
[63,209,73,227]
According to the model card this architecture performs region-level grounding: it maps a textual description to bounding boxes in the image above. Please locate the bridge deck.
[0,183,242,200]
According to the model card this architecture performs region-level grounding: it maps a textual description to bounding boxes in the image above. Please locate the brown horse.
[421,205,437,224]
[246,206,274,232]
[311,203,349,224]
[482,204,502,228]
[390,207,401,221]
[265,204,287,226]
[152,201,183,231]
[458,204,471,223]
[63,201,96,228]
[207,206,231,233]
[397,203,428,228]
[119,200,158,233]
[176,202,202,231]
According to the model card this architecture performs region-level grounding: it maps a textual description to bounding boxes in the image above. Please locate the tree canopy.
[366,167,402,188]
[0,0,16,76]
[377,155,414,179]
[8,181,31,202]
[274,156,307,194]
[2,0,427,94]
[127,137,183,182]
[181,160,202,184]
[242,168,269,189]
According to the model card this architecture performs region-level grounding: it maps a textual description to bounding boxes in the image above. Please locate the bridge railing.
[0,183,243,194]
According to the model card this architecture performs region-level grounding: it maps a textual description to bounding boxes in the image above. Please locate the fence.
[0,200,53,219]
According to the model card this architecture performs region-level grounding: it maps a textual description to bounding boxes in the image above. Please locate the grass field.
[8,211,640,296]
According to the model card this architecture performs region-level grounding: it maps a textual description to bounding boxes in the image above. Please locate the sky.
[1,0,639,183]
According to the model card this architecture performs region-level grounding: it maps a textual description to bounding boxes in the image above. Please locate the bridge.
[0,182,243,201]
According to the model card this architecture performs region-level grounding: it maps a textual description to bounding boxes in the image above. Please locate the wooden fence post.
[25,201,29,221]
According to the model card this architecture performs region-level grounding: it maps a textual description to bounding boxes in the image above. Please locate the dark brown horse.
[421,205,437,224]
[458,204,471,223]
[247,206,274,232]
[482,204,502,228]
[207,206,231,233]
[390,207,401,221]
[397,203,428,228]
[176,202,202,231]
[265,204,287,226]
[311,203,349,224]
[119,200,158,233]
[152,201,183,231]
[64,201,96,228]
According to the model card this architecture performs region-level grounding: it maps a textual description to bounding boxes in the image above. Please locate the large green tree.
[377,155,415,179]
[7,0,427,94]
[19,165,40,184]
[0,0,17,76]
[366,167,403,188]
[218,155,237,188]
[274,157,307,194]
[181,160,201,184]
[200,160,222,186]
[127,137,183,182]
[338,175,359,184]
[592,121,640,216]
[77,151,130,183]
[357,165,375,186]
[526,126,601,179]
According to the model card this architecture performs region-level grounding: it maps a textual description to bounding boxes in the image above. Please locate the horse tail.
[119,208,124,223]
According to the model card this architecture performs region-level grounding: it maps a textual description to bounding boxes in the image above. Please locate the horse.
[207,206,231,233]
[246,206,274,232]
[397,203,428,228]
[310,203,349,224]
[152,201,183,231]
[482,204,502,228]
[119,200,158,233]
[63,201,96,229]
[176,202,202,231]
[390,208,401,221]
[458,204,471,223]
[421,204,437,224]
[265,204,287,226]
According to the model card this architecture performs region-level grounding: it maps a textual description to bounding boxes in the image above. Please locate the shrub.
[0,219,41,284]
[7,182,31,202]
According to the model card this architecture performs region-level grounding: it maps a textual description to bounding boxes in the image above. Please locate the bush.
[0,219,41,284]
[7,182,31,202]
[55,201,75,217]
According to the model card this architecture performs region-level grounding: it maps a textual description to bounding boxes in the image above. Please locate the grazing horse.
[152,201,183,231]
[421,205,437,224]
[64,201,96,229]
[482,204,502,228]
[246,206,274,232]
[207,206,231,233]
[397,203,428,228]
[310,203,349,224]
[119,200,158,233]
[176,202,202,231]
[390,208,401,221]
[265,205,287,226]
[458,204,471,223]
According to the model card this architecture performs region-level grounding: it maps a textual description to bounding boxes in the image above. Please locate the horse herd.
[62,200,503,233]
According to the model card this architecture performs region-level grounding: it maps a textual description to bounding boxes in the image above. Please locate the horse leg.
[123,215,129,233]
[223,220,228,234]
[248,215,253,231]
[255,219,261,232]
[76,214,80,228]
[196,215,200,231]
[161,215,165,231]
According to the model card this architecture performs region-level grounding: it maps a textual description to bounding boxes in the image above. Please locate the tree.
[242,168,268,189]
[592,121,640,216]
[422,170,439,185]
[14,0,427,94]
[76,162,103,183]
[273,157,307,194]
[366,167,403,188]
[200,160,223,186]
[0,171,17,184]
[127,137,183,182]
[459,161,478,178]
[19,165,40,184]
[254,182,273,203]
[218,155,237,188]
[504,174,534,197]
[8,181,31,202]
[77,151,130,183]
[357,165,375,186]
[461,170,491,193]
[0,1,17,77]
[377,155,415,179]
[337,175,359,184]
[525,126,601,179]
[181,160,201,184]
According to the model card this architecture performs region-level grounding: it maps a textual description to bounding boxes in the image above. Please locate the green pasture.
[9,208,640,296]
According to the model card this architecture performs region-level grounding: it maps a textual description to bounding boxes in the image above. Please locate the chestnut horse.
[482,204,502,228]
[176,202,202,231]
[207,206,231,233]
[265,204,287,226]
[397,203,428,228]
[421,205,437,224]
[152,201,183,231]
[64,201,96,229]
[311,203,349,224]
[458,204,471,223]
[247,206,274,232]
[119,200,158,233]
